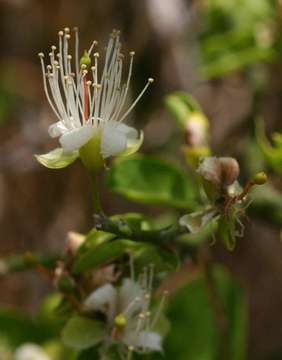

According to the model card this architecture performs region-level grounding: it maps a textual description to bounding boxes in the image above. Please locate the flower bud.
[219,157,240,187]
[198,157,221,186]
[185,112,209,147]
[66,231,85,254]
[253,171,267,185]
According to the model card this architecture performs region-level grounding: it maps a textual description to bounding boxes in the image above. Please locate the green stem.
[198,246,228,360]
[91,173,103,214]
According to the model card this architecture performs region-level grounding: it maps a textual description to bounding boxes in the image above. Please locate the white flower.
[36,28,153,169]
[83,277,163,354]
[14,343,51,360]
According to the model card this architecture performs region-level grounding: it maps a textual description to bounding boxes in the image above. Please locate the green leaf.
[73,237,177,275]
[35,148,78,169]
[107,155,196,209]
[256,120,282,175]
[73,239,142,274]
[162,267,247,360]
[133,243,178,273]
[250,185,282,227]
[77,229,116,257]
[61,316,106,350]
[0,309,47,349]
[110,213,152,232]
[76,347,99,359]
[37,293,66,338]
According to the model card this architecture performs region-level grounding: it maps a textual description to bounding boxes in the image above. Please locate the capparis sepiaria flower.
[36,27,153,171]
[82,273,166,356]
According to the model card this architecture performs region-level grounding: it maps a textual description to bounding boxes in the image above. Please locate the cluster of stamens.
[113,265,168,354]
[38,27,154,130]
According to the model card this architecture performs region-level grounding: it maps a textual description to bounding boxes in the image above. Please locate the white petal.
[59,125,95,153]
[48,121,68,138]
[14,343,51,360]
[115,122,138,139]
[120,279,144,317]
[119,130,144,157]
[101,122,127,158]
[83,284,117,323]
[123,330,162,352]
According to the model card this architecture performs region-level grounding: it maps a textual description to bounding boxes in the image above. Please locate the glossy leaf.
[76,229,116,257]
[162,267,247,360]
[107,155,196,209]
[73,239,142,274]
[61,316,106,350]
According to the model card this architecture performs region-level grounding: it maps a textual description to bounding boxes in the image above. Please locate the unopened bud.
[253,171,267,185]
[185,112,209,147]
[198,157,221,185]
[66,231,85,254]
[219,157,240,187]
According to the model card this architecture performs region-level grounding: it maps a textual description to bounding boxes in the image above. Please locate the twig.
[94,213,186,246]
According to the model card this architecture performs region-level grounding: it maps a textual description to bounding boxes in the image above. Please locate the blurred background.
[0,0,281,358]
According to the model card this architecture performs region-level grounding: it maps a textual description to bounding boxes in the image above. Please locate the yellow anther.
[148,78,154,83]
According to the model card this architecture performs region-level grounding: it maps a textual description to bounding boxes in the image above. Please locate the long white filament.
[38,28,154,137]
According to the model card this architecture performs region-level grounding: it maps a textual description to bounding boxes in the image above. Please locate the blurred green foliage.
[199,0,278,78]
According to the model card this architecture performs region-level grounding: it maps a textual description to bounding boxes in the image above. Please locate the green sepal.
[35,148,78,169]
[217,216,236,251]
[79,131,104,173]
